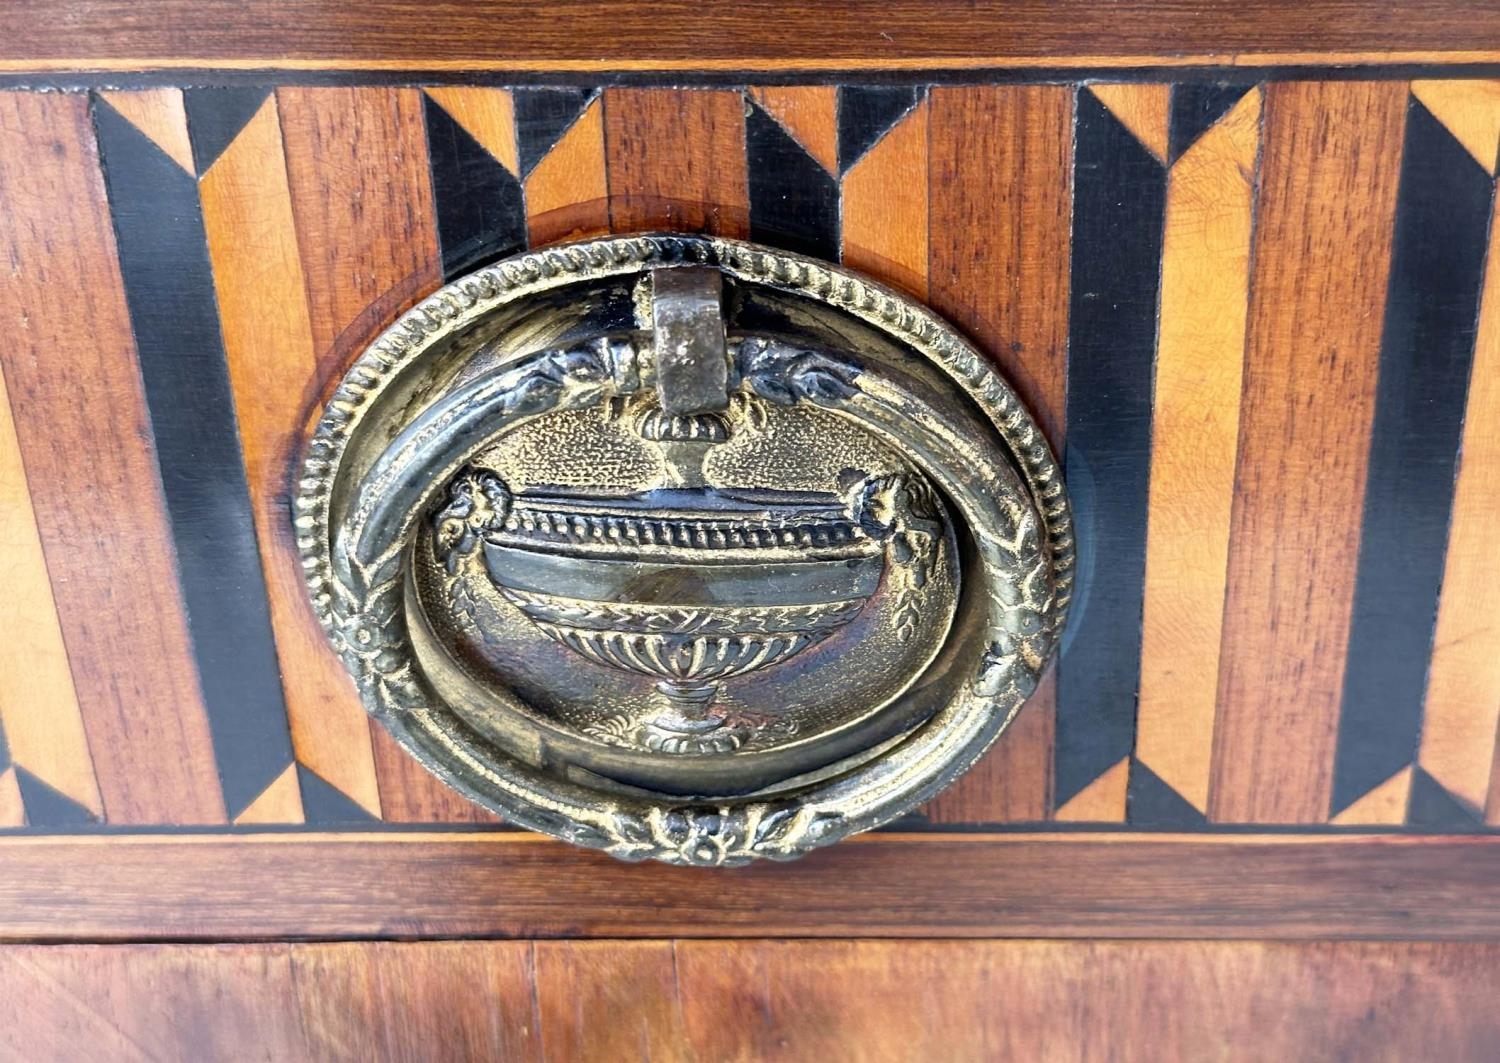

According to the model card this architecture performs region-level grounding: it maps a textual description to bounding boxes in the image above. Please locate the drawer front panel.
[1,76,1497,847]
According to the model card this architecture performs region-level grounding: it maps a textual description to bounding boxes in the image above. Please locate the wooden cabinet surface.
[2,1,1500,1057]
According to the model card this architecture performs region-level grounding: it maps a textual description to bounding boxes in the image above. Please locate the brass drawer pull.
[299,235,1071,865]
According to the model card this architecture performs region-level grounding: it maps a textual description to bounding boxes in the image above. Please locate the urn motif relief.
[300,235,1070,865]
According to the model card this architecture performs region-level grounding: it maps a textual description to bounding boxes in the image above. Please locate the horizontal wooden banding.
[3,1,1500,73]
[0,832,1497,941]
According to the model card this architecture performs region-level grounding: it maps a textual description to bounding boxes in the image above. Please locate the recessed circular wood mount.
[298,234,1072,865]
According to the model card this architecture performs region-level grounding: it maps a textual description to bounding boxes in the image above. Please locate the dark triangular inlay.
[14,767,97,828]
[1168,83,1254,164]
[183,87,273,176]
[837,85,922,173]
[513,87,595,178]
[1127,761,1209,828]
[93,94,297,820]
[297,764,379,825]
[1408,767,1483,832]
[1329,97,1494,821]
[424,94,526,278]
[746,100,839,262]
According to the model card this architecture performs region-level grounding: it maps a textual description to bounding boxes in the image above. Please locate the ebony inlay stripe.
[837,85,921,173]
[1409,766,1483,831]
[182,87,270,175]
[1168,83,1253,162]
[746,98,839,261]
[513,87,594,178]
[91,95,294,820]
[297,765,378,825]
[1055,88,1166,809]
[423,94,525,279]
[1330,97,1495,821]
[13,767,95,828]
[1128,762,1208,827]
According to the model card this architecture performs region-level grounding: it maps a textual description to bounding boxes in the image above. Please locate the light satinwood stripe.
[1491,725,1500,826]
[1329,766,1413,826]
[424,87,518,176]
[1135,89,1261,815]
[1210,81,1407,824]
[200,96,381,819]
[233,763,305,826]
[1424,185,1500,820]
[524,96,609,247]
[1054,757,1130,822]
[603,88,750,238]
[841,98,929,301]
[0,91,225,824]
[277,87,494,823]
[0,770,21,828]
[0,363,102,818]
[923,86,1073,822]
[1088,83,1172,164]
[748,86,838,175]
[96,87,195,173]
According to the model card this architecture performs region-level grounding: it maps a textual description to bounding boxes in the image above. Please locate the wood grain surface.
[1210,81,1408,824]
[524,95,609,247]
[0,832,1496,942]
[0,939,1496,1060]
[276,86,494,824]
[924,85,1073,823]
[841,97,929,300]
[604,88,750,238]
[0,91,224,826]
[200,94,382,822]
[3,1,1499,72]
[0,74,1498,957]
[1422,149,1500,825]
[1135,88,1260,818]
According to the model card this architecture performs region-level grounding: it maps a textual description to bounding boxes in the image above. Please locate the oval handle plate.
[298,235,1072,865]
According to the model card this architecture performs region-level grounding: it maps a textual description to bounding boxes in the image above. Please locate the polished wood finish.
[525,95,609,247]
[0,833,1496,942]
[1426,169,1500,823]
[3,17,1500,1057]
[1211,81,1407,824]
[276,86,495,824]
[2,78,1499,833]
[201,94,382,822]
[4,1,1500,72]
[0,91,224,825]
[0,314,99,820]
[277,87,442,374]
[841,97,929,301]
[1,939,1497,1059]
[2,70,1500,954]
[1136,89,1260,817]
[604,88,750,238]
[748,87,838,175]
[924,85,1073,823]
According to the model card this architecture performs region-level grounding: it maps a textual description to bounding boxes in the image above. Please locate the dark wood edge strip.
[4,60,1500,94]
[3,1,1499,70]
[8,65,1500,93]
[4,832,1499,942]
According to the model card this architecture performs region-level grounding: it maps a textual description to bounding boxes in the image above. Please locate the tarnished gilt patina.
[298,235,1072,866]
